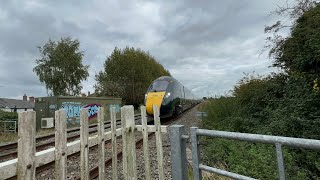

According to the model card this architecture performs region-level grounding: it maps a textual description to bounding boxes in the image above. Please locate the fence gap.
[121,105,137,179]
[153,105,165,180]
[97,107,105,180]
[141,105,151,180]
[55,109,67,180]
[111,107,118,180]
[80,108,89,180]
[17,111,36,180]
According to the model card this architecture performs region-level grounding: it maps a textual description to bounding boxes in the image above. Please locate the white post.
[97,107,105,180]
[55,109,67,180]
[141,106,151,180]
[80,108,89,180]
[153,105,165,180]
[17,111,36,180]
[121,105,137,180]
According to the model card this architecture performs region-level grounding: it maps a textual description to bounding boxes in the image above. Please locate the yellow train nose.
[146,92,165,115]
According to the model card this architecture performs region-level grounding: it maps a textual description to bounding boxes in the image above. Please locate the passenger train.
[144,76,200,118]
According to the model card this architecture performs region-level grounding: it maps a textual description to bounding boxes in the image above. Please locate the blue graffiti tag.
[59,102,120,124]
[60,102,82,124]
[84,104,101,120]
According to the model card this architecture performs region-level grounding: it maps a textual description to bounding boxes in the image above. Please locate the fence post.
[191,127,202,180]
[55,109,67,180]
[141,105,151,180]
[121,106,127,177]
[80,108,89,180]
[17,111,36,180]
[97,107,105,180]
[275,143,286,180]
[111,107,118,180]
[153,105,165,180]
[121,105,137,180]
[169,125,188,180]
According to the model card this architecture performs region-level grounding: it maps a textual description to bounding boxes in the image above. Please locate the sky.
[0,0,290,99]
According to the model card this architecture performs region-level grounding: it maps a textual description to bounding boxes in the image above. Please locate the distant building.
[0,94,35,112]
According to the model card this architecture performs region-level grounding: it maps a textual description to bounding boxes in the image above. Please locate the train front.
[144,79,173,118]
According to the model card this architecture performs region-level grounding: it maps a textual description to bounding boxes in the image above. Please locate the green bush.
[0,110,18,121]
[201,5,320,179]
[201,74,320,179]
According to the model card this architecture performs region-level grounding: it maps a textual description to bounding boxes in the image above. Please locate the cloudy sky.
[0,0,290,99]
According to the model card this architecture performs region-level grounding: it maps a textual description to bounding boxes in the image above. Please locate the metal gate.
[169,125,320,180]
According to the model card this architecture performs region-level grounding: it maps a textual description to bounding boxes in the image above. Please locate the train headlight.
[145,94,147,99]
[165,92,171,98]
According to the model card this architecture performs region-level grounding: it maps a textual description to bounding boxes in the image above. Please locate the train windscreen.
[148,80,169,92]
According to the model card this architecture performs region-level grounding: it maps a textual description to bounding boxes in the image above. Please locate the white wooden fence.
[0,105,167,180]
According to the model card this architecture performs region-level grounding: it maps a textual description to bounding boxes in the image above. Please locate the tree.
[95,47,170,106]
[34,37,89,96]
[264,0,319,67]
[199,3,320,179]
[272,5,320,74]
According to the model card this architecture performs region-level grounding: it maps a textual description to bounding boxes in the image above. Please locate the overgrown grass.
[36,128,55,136]
[201,96,318,180]
[187,162,232,180]
[0,132,18,143]
[197,101,210,111]
[0,128,55,144]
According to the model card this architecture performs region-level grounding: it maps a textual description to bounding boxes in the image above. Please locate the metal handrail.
[196,129,320,150]
[191,127,320,180]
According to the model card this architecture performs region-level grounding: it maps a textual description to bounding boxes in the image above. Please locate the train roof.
[153,76,200,99]
[155,76,177,82]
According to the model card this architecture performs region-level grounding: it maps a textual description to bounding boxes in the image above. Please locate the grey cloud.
[0,11,58,56]
[160,0,273,46]
[0,0,282,98]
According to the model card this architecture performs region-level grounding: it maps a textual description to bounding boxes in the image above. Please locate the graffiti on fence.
[59,102,121,124]
[60,102,103,124]
[83,104,101,120]
[60,102,82,124]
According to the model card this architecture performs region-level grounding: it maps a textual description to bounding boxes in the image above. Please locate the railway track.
[79,108,193,180]
[0,114,141,162]
[2,106,194,180]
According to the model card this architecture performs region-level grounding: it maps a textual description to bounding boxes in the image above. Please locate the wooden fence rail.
[0,105,167,180]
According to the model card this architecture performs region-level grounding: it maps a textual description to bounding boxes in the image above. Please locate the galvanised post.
[191,127,202,180]
[169,125,188,180]
[275,143,286,180]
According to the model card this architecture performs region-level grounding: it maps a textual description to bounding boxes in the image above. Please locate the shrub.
[201,74,320,179]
